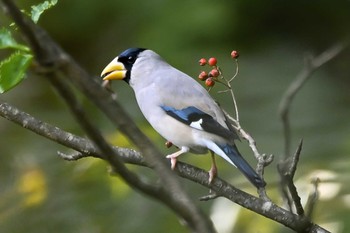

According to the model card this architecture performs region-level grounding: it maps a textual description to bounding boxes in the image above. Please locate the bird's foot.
[166,154,178,170]
[208,152,218,184]
[166,147,189,170]
[208,164,217,184]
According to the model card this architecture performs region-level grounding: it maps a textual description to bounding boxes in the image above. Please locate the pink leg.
[166,147,189,170]
[208,152,218,183]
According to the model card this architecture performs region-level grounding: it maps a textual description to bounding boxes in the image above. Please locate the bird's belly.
[148,114,208,154]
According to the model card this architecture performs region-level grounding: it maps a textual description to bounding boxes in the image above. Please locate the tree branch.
[277,43,346,216]
[1,1,215,232]
[0,0,338,232]
[224,110,273,200]
[278,140,304,215]
[305,178,320,219]
[279,43,346,158]
[47,68,165,198]
[0,102,331,233]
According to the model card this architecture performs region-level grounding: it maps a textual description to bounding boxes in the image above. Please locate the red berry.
[199,58,207,66]
[205,78,215,87]
[198,71,208,81]
[209,68,219,78]
[208,57,217,66]
[231,50,239,59]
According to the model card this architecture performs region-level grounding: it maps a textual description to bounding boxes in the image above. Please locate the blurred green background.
[1,0,350,232]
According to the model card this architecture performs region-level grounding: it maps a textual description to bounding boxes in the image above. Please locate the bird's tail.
[216,143,266,188]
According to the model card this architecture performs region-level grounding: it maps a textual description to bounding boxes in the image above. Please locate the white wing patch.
[190,119,203,130]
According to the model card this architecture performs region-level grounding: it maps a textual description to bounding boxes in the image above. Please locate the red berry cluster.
[198,57,220,87]
[198,50,239,88]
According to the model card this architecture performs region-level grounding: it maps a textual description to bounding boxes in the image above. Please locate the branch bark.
[0,102,331,233]
[0,0,340,232]
[1,0,215,232]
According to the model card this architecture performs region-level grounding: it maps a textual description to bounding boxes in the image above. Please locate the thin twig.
[217,66,240,121]
[305,178,320,219]
[217,60,273,200]
[217,58,274,172]
[228,58,239,82]
[279,43,346,158]
[224,110,274,165]
[277,43,346,217]
[278,140,304,215]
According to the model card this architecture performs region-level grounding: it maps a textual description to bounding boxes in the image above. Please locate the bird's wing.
[132,59,239,141]
[151,67,239,139]
[161,105,235,140]
[153,67,221,114]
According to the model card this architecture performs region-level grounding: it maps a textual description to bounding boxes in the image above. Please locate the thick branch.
[0,1,337,232]
[47,70,164,198]
[1,1,215,232]
[0,101,142,163]
[0,102,330,233]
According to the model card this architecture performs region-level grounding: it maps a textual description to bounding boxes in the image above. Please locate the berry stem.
[215,79,230,89]
[229,59,239,82]
[226,80,239,122]
[216,66,240,122]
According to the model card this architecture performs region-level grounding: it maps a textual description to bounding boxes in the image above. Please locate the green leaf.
[0,52,33,93]
[30,0,58,23]
[0,28,30,52]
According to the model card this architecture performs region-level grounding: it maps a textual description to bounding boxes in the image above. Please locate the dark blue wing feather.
[217,143,266,188]
[160,106,202,124]
[161,105,235,140]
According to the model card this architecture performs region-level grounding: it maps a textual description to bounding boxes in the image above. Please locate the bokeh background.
[1,0,350,232]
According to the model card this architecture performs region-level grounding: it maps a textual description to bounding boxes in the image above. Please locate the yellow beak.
[101,57,127,80]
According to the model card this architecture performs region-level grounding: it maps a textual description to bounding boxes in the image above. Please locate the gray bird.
[101,48,266,188]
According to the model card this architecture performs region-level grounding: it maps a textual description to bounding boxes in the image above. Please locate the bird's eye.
[127,56,136,63]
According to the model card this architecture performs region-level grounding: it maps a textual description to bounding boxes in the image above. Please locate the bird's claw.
[166,154,177,170]
[208,165,217,184]
[208,152,218,184]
